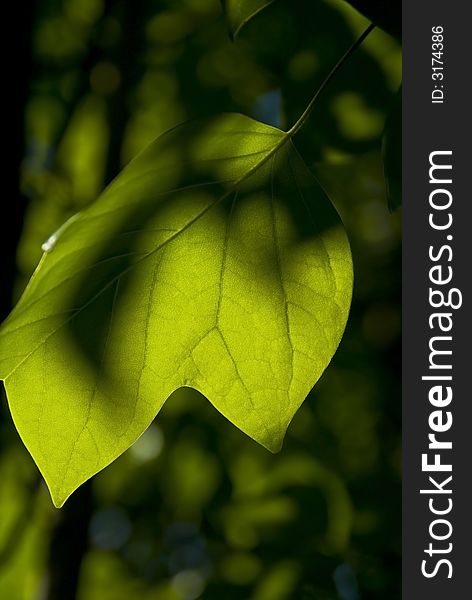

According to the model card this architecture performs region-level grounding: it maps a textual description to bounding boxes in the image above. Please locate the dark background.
[0,1,401,598]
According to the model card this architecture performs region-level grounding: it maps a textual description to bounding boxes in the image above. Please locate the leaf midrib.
[2,122,295,382]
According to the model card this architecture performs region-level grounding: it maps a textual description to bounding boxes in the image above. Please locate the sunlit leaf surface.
[0,113,352,507]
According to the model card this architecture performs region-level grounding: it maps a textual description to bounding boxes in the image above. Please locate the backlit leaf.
[0,113,352,507]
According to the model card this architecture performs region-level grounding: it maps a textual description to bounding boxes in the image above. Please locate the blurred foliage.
[1,0,401,598]
[382,87,402,210]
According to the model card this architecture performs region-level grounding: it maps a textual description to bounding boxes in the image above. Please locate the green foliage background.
[0,0,401,598]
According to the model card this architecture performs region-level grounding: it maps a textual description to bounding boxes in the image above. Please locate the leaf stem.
[287,23,375,138]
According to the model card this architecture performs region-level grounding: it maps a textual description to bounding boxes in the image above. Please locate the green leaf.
[344,1,401,39]
[0,113,352,507]
[222,0,275,39]
[382,87,402,210]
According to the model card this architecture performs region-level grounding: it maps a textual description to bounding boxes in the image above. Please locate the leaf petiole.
[287,23,376,138]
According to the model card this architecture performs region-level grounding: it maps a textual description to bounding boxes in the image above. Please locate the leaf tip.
[48,483,70,509]
[259,429,285,454]
[44,472,79,509]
